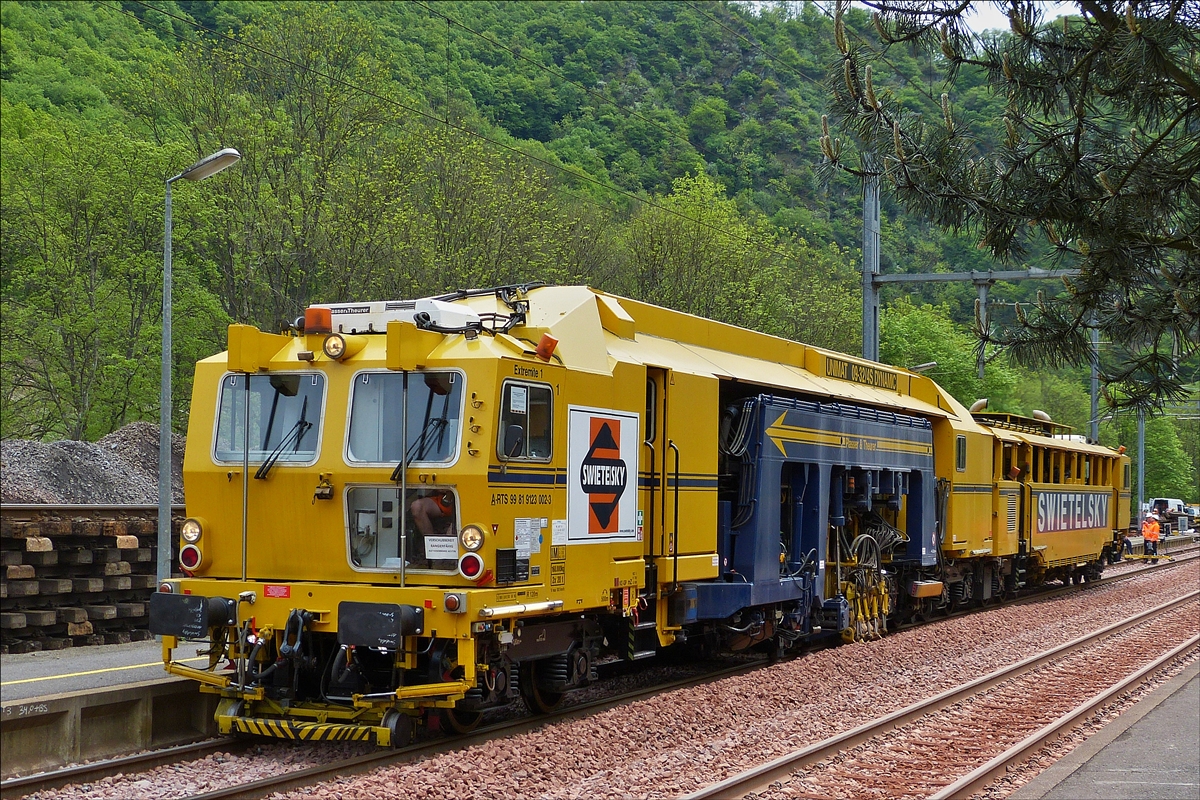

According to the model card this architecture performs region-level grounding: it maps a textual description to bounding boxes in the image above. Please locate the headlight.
[459,524,484,552]
[323,333,346,359]
[181,518,203,543]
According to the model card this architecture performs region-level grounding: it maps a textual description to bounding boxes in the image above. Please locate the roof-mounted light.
[535,333,558,362]
[305,307,332,335]
[323,333,346,359]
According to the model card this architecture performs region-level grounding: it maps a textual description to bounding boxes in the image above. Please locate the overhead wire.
[114,0,815,275]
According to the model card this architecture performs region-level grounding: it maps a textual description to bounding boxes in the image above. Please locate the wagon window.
[955,436,966,472]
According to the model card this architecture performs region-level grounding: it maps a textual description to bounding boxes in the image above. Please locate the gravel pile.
[25,562,1198,800]
[1,422,184,504]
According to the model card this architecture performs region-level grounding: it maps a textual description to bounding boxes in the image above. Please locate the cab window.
[346,370,463,464]
[498,381,552,460]
[346,486,458,573]
[215,373,324,463]
[955,436,967,472]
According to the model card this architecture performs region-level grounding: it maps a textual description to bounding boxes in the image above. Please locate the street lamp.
[159,148,241,585]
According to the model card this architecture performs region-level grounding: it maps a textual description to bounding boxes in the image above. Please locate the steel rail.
[885,546,1198,634]
[930,634,1200,800]
[0,504,186,513]
[0,662,758,799]
[0,739,240,798]
[685,590,1199,800]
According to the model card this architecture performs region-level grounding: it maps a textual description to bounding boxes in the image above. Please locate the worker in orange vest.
[1141,512,1161,563]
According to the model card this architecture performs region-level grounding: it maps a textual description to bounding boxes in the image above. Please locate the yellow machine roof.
[460,286,958,420]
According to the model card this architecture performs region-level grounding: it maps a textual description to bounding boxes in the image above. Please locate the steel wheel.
[519,659,564,714]
[383,709,415,748]
[440,706,483,734]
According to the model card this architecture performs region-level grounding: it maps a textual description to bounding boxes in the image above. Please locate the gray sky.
[963,1,1076,33]
[805,2,1078,35]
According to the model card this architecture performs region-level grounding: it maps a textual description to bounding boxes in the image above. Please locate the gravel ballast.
[24,562,1198,800]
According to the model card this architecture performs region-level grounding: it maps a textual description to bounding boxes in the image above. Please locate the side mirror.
[503,424,525,459]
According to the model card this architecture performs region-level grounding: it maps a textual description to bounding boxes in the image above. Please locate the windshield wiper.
[389,417,450,482]
[255,396,311,480]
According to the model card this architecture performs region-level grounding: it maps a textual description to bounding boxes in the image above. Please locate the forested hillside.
[1,1,1194,497]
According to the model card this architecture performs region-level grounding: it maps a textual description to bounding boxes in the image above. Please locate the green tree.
[159,2,396,330]
[880,298,1017,409]
[1111,414,1197,501]
[0,103,226,439]
[362,124,617,299]
[1011,369,1093,433]
[825,1,1199,412]
[619,172,860,352]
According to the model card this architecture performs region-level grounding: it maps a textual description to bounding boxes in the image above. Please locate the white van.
[1149,498,1187,516]
[1149,498,1196,536]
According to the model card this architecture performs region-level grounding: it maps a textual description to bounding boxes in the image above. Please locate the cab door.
[644,366,719,592]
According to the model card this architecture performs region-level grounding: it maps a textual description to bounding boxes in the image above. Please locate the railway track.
[0,739,238,798]
[685,590,1199,799]
[4,552,1194,798]
[1,659,762,799]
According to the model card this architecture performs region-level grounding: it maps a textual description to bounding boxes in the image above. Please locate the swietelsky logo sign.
[567,406,638,543]
[580,417,627,533]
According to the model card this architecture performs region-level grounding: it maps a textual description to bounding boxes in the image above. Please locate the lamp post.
[159,148,242,585]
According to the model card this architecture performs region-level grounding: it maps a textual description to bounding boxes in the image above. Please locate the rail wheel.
[215,698,247,739]
[440,705,483,734]
[383,709,415,748]
[519,659,564,714]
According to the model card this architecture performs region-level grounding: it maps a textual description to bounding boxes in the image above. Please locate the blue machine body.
[685,395,936,623]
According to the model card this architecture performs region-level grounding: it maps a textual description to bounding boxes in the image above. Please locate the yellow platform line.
[1,656,208,686]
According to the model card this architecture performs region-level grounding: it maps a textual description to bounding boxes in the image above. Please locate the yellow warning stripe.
[230,717,374,742]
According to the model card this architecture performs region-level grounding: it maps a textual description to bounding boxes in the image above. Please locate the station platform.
[0,639,208,703]
[1013,662,1200,800]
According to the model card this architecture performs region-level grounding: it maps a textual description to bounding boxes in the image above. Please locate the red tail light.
[180,545,202,570]
[458,553,483,579]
